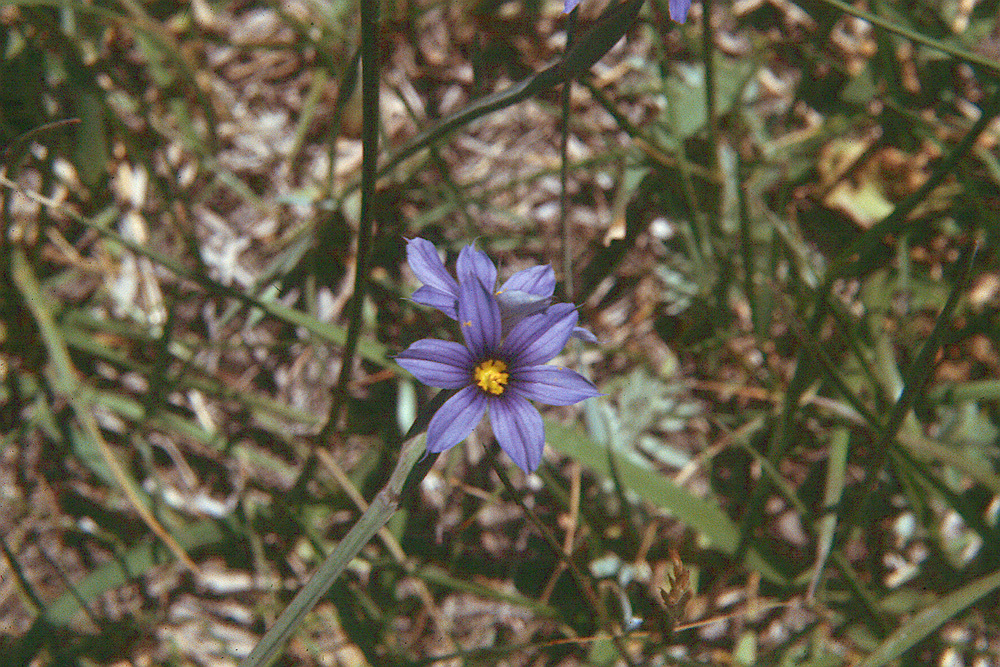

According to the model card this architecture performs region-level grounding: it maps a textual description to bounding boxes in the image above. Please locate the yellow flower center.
[473,359,509,395]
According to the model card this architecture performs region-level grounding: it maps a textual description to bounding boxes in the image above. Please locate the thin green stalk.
[857,567,1000,667]
[827,87,1000,283]
[238,445,418,667]
[579,79,717,184]
[738,86,1000,563]
[0,118,80,174]
[817,0,1000,77]
[327,48,362,198]
[851,240,979,524]
[239,390,452,667]
[736,437,888,635]
[560,7,578,303]
[0,533,45,614]
[325,0,382,440]
[806,428,849,602]
[702,0,717,161]
[373,0,645,183]
[700,0,722,291]
[737,153,761,337]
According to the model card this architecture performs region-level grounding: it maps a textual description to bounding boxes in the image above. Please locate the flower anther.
[474,359,509,395]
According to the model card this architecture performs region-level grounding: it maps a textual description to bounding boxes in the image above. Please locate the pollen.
[474,359,509,395]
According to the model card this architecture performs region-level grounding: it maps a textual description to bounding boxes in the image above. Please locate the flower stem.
[560,6,578,303]
[239,390,452,667]
[325,0,381,438]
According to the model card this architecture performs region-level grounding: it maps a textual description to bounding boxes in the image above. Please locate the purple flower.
[407,237,551,323]
[396,278,601,473]
[669,0,692,22]
[406,237,597,343]
[563,0,691,23]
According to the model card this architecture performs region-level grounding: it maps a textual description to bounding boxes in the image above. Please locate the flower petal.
[395,339,473,389]
[411,286,459,319]
[669,0,691,22]
[512,365,601,406]
[489,393,545,473]
[499,265,555,297]
[426,386,488,454]
[502,303,578,366]
[407,238,458,296]
[564,0,581,12]
[496,290,552,331]
[457,278,501,358]
[570,326,598,344]
[456,244,497,289]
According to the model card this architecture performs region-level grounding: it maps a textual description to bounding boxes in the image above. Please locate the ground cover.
[1,0,999,665]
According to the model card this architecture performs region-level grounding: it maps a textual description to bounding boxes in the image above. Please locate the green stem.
[372,0,645,184]
[816,0,1000,76]
[702,0,717,161]
[325,0,382,439]
[560,7,578,303]
[239,390,452,667]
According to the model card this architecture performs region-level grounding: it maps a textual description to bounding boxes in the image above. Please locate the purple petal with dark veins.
[499,265,555,297]
[496,290,552,331]
[395,339,473,389]
[502,303,578,366]
[411,286,459,319]
[457,279,501,358]
[426,386,488,453]
[407,238,458,296]
[489,393,545,473]
[456,244,497,289]
[512,365,601,406]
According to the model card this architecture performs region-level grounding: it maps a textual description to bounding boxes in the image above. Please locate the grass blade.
[545,420,788,585]
[857,567,1000,667]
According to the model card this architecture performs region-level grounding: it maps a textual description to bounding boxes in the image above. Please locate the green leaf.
[545,419,787,585]
[856,567,1000,667]
[666,56,755,139]
[44,520,230,626]
[69,88,108,188]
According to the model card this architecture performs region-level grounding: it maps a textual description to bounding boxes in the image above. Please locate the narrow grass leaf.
[929,378,1000,404]
[545,420,787,584]
[12,248,200,574]
[816,0,1000,76]
[43,520,229,625]
[807,428,850,600]
[899,430,1000,496]
[417,565,558,617]
[856,567,1000,667]
[0,183,392,366]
